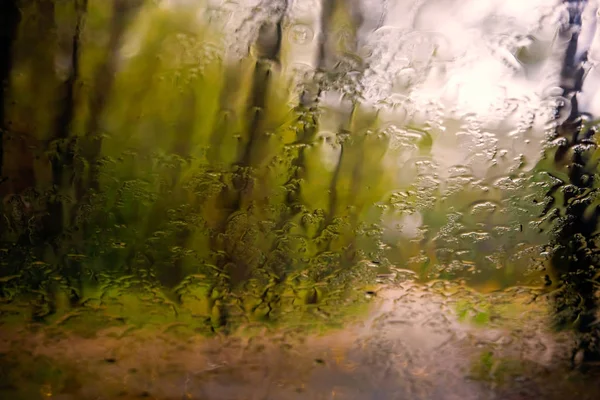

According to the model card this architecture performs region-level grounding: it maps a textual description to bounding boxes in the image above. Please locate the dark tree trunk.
[237,7,286,170]
[44,0,88,308]
[0,0,21,186]
[549,0,600,366]
[159,89,196,289]
[79,0,142,195]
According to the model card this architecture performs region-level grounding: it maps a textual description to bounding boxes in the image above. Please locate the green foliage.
[456,299,490,326]
[0,3,383,334]
[470,350,530,387]
[0,1,560,335]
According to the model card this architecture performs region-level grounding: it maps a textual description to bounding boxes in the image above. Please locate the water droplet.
[289,23,314,45]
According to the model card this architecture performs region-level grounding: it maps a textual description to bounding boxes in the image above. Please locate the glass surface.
[1,0,600,399]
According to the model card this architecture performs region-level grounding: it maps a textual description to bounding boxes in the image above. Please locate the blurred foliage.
[0,1,385,333]
[536,119,600,361]
[0,0,569,336]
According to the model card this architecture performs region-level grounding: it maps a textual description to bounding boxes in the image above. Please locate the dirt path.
[1,281,599,400]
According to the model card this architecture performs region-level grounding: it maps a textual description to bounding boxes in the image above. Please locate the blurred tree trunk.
[42,0,88,309]
[549,0,600,366]
[159,89,196,288]
[43,0,141,308]
[64,0,142,304]
[1,0,56,197]
[237,11,286,171]
[50,0,87,202]
[0,0,21,187]
[316,0,363,233]
[78,0,142,196]
[211,4,288,289]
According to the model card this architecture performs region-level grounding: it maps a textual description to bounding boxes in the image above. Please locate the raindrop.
[288,23,314,45]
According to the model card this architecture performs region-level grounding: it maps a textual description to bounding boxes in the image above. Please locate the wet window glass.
[1,0,600,399]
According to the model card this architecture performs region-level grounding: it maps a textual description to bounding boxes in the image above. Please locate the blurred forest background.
[0,0,598,360]
[0,0,400,334]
